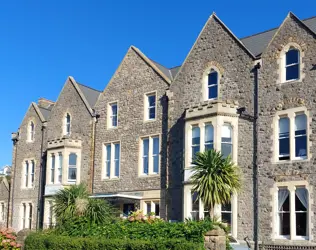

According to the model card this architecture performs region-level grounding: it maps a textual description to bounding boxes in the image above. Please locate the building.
[8,12,316,248]
[0,166,11,177]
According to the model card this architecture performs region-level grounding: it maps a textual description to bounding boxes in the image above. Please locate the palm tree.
[53,183,116,225]
[190,149,241,218]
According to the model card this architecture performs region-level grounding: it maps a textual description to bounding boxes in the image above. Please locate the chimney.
[38,98,55,109]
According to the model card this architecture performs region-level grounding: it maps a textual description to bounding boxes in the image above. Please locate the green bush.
[25,233,204,250]
[54,218,215,243]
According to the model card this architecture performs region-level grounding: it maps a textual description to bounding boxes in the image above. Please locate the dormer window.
[208,70,218,100]
[64,113,71,135]
[28,121,35,142]
[285,48,300,81]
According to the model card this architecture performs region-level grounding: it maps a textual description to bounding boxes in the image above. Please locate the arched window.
[28,121,35,142]
[285,48,300,81]
[207,69,219,100]
[65,113,71,135]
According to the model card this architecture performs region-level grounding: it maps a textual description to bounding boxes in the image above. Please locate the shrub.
[25,233,204,250]
[0,228,22,249]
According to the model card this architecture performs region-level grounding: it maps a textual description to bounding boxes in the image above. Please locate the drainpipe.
[36,124,46,230]
[237,61,261,250]
[10,133,19,228]
[90,110,99,194]
[253,62,261,250]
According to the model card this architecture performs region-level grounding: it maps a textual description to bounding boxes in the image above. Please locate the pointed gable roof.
[241,14,316,57]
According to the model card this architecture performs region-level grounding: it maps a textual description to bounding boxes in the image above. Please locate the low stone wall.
[204,228,226,250]
[16,229,31,250]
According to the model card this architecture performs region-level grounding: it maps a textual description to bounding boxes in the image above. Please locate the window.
[104,142,120,178]
[221,124,232,158]
[24,160,34,188]
[276,186,309,239]
[22,203,26,229]
[143,201,160,216]
[285,48,300,81]
[276,111,308,161]
[279,117,290,160]
[28,203,32,229]
[25,161,29,188]
[47,201,54,228]
[221,203,232,233]
[28,121,35,142]
[208,70,218,99]
[141,136,160,175]
[295,114,307,158]
[51,154,55,183]
[204,124,214,151]
[65,113,71,135]
[145,93,156,120]
[191,126,200,161]
[57,153,63,183]
[68,153,77,182]
[191,192,199,220]
[109,102,118,128]
[0,202,5,222]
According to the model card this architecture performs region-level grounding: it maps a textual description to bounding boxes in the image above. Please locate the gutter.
[10,133,19,228]
[89,110,99,194]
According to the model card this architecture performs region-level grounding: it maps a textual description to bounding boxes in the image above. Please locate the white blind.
[192,127,200,138]
[295,114,307,131]
[221,124,232,138]
[205,124,214,141]
[279,117,289,134]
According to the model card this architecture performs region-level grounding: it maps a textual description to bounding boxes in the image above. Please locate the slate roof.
[76,83,102,109]
[240,16,316,57]
[150,60,181,81]
[38,106,53,121]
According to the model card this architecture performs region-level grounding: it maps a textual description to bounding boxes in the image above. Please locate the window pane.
[69,153,77,166]
[153,137,159,154]
[221,144,232,158]
[191,192,199,220]
[208,85,218,99]
[111,104,117,115]
[279,117,290,160]
[153,137,159,173]
[221,203,232,212]
[114,144,120,177]
[205,124,214,151]
[149,107,156,119]
[295,114,307,158]
[279,213,290,235]
[295,188,307,212]
[192,127,200,160]
[208,71,218,85]
[296,213,307,236]
[148,95,156,107]
[286,64,299,81]
[68,168,77,180]
[221,212,232,227]
[221,124,233,158]
[146,203,151,214]
[58,153,63,183]
[143,139,149,174]
[106,145,111,177]
[286,49,299,65]
[155,203,160,216]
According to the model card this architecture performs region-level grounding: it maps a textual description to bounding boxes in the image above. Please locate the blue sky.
[0,0,315,167]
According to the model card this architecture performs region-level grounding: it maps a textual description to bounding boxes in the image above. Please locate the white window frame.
[23,159,35,189]
[108,102,118,129]
[27,121,35,142]
[279,43,302,84]
[0,202,5,222]
[274,107,309,162]
[50,154,55,184]
[144,91,157,121]
[63,113,71,136]
[272,181,310,241]
[68,153,77,183]
[102,142,120,179]
[142,200,160,217]
[139,135,160,176]
[203,67,220,101]
[20,202,33,230]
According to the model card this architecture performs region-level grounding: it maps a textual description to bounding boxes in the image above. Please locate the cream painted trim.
[107,101,119,129]
[272,107,310,163]
[62,112,72,136]
[143,91,157,122]
[101,141,121,180]
[270,181,312,242]
[43,198,55,228]
[140,200,160,216]
[26,119,35,143]
[138,134,161,177]
[19,201,34,230]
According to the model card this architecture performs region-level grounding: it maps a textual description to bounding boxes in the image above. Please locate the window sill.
[280,78,302,84]
[139,173,159,178]
[107,126,118,130]
[21,187,35,190]
[274,237,309,242]
[102,177,120,181]
[144,119,156,123]
[274,158,309,164]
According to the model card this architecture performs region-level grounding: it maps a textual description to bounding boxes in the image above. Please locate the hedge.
[24,233,204,250]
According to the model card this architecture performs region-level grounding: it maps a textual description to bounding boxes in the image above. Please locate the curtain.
[296,188,308,209]
[278,189,289,211]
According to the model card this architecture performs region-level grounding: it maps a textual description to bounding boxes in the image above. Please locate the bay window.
[204,124,214,151]
[68,153,77,182]
[221,124,233,158]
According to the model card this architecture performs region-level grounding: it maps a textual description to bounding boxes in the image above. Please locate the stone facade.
[7,11,316,248]
[0,178,10,228]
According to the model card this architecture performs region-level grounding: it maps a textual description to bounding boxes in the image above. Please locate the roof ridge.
[76,82,102,93]
[240,15,316,41]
